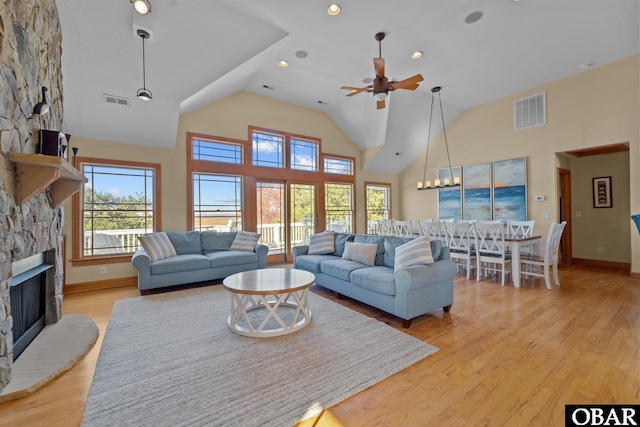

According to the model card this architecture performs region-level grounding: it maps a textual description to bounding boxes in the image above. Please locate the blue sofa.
[292,233,456,328]
[132,231,268,294]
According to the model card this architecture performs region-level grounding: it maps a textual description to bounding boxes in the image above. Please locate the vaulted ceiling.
[56,0,639,174]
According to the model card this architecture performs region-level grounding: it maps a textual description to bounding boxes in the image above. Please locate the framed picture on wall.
[493,157,527,221]
[463,162,492,220]
[593,176,612,208]
[438,166,462,219]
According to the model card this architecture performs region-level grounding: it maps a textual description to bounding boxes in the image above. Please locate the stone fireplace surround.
[0,1,67,391]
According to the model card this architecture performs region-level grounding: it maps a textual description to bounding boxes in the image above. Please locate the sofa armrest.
[395,260,457,291]
[291,245,309,267]
[254,243,269,269]
[131,249,152,289]
[439,245,450,261]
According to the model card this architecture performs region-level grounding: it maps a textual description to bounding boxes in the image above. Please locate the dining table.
[504,234,542,287]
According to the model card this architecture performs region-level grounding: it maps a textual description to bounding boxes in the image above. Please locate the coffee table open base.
[228,288,312,337]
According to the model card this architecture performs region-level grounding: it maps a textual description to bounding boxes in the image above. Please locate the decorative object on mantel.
[136,29,152,101]
[592,176,612,208]
[28,87,49,119]
[632,215,640,234]
[72,147,79,167]
[417,86,460,191]
[131,0,151,15]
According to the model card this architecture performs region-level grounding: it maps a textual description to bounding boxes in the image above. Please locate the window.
[325,183,353,233]
[80,160,158,258]
[193,174,243,231]
[324,156,354,175]
[192,138,242,164]
[252,132,284,168]
[365,183,391,234]
[290,138,318,171]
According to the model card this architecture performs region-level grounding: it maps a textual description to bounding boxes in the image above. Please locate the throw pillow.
[342,241,377,267]
[383,236,413,268]
[308,231,335,255]
[138,232,177,262]
[331,232,355,257]
[229,231,261,252]
[394,236,434,272]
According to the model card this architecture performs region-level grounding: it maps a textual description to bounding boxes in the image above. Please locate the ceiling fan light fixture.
[327,4,341,15]
[131,0,151,15]
[411,51,423,59]
[374,92,387,101]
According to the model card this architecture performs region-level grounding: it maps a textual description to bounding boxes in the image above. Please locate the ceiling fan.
[341,32,424,110]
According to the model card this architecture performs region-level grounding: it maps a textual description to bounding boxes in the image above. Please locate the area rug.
[82,286,438,427]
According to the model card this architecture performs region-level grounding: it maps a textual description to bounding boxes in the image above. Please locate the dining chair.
[439,218,456,239]
[443,221,476,279]
[393,219,413,237]
[474,220,511,286]
[520,221,567,289]
[377,219,394,236]
[418,219,442,241]
[507,219,536,255]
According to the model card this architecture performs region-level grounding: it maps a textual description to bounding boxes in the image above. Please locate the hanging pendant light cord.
[141,35,147,89]
[438,91,455,184]
[421,94,435,186]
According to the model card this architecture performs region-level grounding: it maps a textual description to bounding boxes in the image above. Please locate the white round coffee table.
[223,268,315,337]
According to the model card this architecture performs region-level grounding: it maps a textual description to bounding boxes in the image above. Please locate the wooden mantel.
[9,153,88,208]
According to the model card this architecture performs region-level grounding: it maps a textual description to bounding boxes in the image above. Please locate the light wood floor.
[0,265,638,426]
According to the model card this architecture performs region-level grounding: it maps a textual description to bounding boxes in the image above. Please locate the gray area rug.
[82,286,438,427]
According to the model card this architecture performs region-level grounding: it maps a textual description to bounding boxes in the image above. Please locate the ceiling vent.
[104,94,131,107]
[514,92,545,130]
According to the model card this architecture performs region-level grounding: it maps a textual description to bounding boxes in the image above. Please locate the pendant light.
[417,86,460,190]
[136,29,152,101]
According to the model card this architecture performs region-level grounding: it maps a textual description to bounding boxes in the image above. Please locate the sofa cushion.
[201,231,237,253]
[295,254,337,273]
[150,254,210,275]
[230,231,261,251]
[139,232,177,261]
[383,236,413,268]
[205,251,258,268]
[320,258,368,282]
[354,234,386,266]
[342,242,377,267]
[350,267,396,296]
[395,236,435,272]
[331,233,355,257]
[308,231,335,255]
[166,231,202,255]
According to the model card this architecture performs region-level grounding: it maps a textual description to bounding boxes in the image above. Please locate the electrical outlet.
[99,266,107,274]
[597,247,603,254]
[542,211,548,218]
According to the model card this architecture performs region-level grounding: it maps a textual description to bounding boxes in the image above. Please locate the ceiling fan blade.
[394,83,420,91]
[374,58,385,78]
[377,99,385,110]
[389,74,424,90]
[341,85,371,96]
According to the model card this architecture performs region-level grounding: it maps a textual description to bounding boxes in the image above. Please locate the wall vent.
[103,94,130,107]
[514,92,545,130]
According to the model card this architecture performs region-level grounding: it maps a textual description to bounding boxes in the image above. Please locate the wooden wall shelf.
[9,153,88,208]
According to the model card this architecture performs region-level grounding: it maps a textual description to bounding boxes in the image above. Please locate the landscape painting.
[438,167,462,219]
[463,163,492,220]
[493,157,527,221]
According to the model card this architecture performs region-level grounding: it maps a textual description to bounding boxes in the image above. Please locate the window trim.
[71,157,162,266]
[364,181,392,234]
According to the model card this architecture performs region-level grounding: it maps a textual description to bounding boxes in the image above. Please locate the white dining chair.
[520,221,567,289]
[443,221,476,279]
[377,219,394,236]
[507,219,536,255]
[393,219,414,237]
[418,219,442,241]
[474,220,511,286]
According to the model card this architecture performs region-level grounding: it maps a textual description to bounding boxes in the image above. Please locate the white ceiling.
[56,0,640,174]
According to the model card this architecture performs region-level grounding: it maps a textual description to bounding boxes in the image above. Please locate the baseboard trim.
[630,272,640,280]
[571,258,630,271]
[64,276,137,293]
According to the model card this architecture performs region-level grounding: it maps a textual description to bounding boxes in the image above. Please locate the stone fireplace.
[0,0,66,391]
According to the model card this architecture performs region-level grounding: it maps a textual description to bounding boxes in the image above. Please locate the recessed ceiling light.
[327,4,341,15]
[277,60,289,67]
[580,62,596,70]
[363,77,373,84]
[411,51,423,59]
[295,50,308,59]
[465,11,484,24]
[131,0,151,16]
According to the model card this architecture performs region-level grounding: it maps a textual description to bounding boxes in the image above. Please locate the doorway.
[558,168,572,264]
[256,180,316,263]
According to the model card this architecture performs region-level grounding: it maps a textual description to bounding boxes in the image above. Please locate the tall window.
[193,174,243,231]
[252,132,284,168]
[325,183,353,233]
[365,183,391,234]
[79,160,158,258]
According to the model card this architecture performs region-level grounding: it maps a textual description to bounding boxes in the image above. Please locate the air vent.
[103,94,131,107]
[514,92,545,130]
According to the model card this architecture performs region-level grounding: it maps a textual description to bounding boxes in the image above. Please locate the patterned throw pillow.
[308,231,335,255]
[229,231,261,252]
[138,232,177,262]
[342,241,377,267]
[394,236,434,272]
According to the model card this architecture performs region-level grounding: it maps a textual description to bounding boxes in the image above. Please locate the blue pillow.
[166,231,202,254]
[383,236,413,268]
[332,233,355,257]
